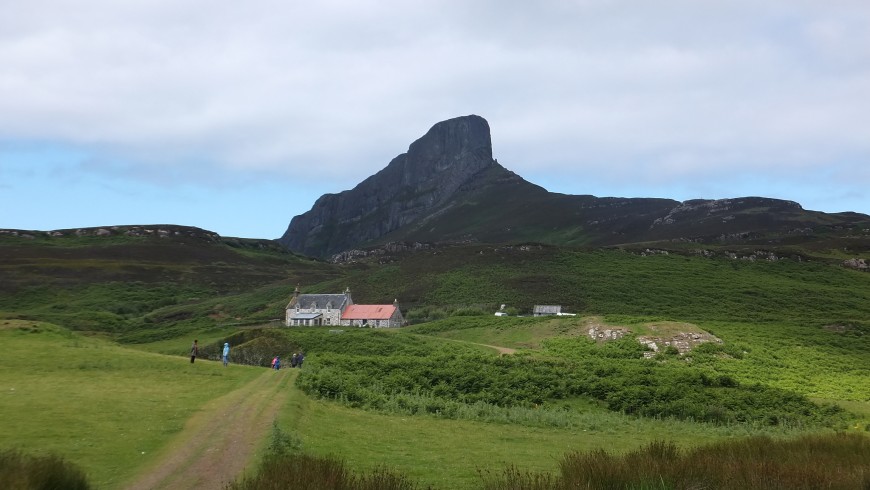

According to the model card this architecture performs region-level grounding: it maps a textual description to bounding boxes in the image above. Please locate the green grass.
[234,432,870,489]
[0,320,262,488]
[480,433,870,490]
[407,316,624,350]
[128,325,248,355]
[278,371,856,489]
[282,377,697,488]
[407,315,869,411]
[3,236,869,487]
[2,318,866,490]
[341,247,870,326]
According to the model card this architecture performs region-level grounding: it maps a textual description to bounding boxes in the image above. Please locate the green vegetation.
[249,388,870,489]
[0,320,262,488]
[479,433,870,490]
[1,231,869,488]
[0,449,91,490]
[0,231,337,339]
[294,327,848,428]
[228,453,424,490]
[349,247,870,327]
[2,319,867,489]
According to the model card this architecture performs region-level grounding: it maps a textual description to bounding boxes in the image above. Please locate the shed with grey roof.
[533,305,562,316]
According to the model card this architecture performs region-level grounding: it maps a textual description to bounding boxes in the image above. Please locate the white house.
[285,286,353,327]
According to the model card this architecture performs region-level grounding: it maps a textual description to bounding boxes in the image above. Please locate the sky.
[1,0,868,239]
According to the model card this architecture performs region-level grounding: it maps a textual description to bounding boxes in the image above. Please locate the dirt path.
[478,343,516,355]
[430,335,517,355]
[125,369,294,490]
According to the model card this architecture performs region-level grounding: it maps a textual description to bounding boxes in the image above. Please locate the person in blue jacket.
[222,342,230,367]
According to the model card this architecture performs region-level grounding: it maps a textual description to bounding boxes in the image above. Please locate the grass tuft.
[226,453,428,490]
[0,449,91,490]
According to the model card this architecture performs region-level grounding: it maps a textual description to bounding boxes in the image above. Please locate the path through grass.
[125,369,295,490]
[0,320,266,488]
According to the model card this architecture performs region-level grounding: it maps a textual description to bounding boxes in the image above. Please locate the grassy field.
[2,235,869,487]
[0,320,262,488]
[276,368,785,489]
[1,317,867,489]
[406,315,870,406]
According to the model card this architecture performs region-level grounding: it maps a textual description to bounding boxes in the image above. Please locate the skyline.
[2,1,868,238]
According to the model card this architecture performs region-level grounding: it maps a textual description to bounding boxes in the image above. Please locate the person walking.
[291,353,298,368]
[190,339,198,364]
[274,356,281,370]
[296,352,304,368]
[222,342,230,367]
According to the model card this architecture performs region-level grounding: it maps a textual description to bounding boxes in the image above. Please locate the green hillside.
[2,229,868,345]
[2,227,869,488]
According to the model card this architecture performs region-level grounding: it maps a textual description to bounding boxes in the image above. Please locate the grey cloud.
[0,0,867,212]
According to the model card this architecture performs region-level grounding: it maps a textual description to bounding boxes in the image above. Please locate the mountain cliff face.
[280,115,870,258]
[278,115,533,256]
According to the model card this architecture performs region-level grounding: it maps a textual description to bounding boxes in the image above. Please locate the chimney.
[345,287,353,305]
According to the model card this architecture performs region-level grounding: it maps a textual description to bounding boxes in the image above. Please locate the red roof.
[341,304,397,320]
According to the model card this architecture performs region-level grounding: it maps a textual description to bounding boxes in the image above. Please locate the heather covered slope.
[2,226,868,339]
[0,225,338,335]
[322,243,870,329]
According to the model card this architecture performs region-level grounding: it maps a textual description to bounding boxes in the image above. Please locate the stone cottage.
[285,286,353,327]
[285,287,405,328]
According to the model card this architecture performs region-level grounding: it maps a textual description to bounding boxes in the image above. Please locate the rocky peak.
[279,115,504,257]
[404,114,493,179]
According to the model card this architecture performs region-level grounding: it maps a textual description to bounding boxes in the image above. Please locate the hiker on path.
[273,356,281,370]
[297,352,304,368]
[291,353,298,368]
[222,342,230,367]
[190,339,199,364]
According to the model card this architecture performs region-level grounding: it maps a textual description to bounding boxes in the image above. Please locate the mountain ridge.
[278,115,870,258]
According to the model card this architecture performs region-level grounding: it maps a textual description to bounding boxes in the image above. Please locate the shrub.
[226,453,427,490]
[481,433,870,490]
[267,420,303,456]
[0,449,91,490]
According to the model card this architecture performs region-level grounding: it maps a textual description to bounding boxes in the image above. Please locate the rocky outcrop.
[0,225,221,241]
[637,331,722,357]
[587,325,629,341]
[329,241,433,264]
[279,115,511,257]
[278,115,870,258]
[843,258,868,271]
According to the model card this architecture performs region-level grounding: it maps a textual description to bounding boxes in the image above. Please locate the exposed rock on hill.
[279,115,533,256]
[280,115,870,258]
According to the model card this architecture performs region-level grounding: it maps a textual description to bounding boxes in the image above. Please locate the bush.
[226,453,428,490]
[480,433,870,489]
[267,420,303,456]
[0,449,91,490]
[198,329,301,367]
